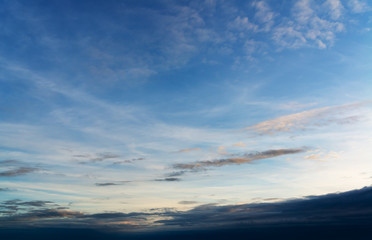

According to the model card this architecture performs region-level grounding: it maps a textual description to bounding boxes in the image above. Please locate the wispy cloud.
[95,183,120,187]
[95,181,130,187]
[246,101,370,135]
[174,148,306,170]
[252,1,276,31]
[166,171,187,177]
[232,142,246,147]
[273,0,345,49]
[229,16,258,32]
[155,177,181,182]
[348,0,371,13]
[2,199,53,207]
[324,0,344,20]
[175,148,201,153]
[112,158,145,165]
[304,150,341,161]
[74,152,120,164]
[0,160,21,165]
[0,167,38,177]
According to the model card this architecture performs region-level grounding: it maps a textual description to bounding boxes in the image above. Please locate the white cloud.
[323,0,344,20]
[229,16,258,32]
[272,25,307,49]
[293,0,314,24]
[348,0,370,13]
[252,1,276,31]
[246,101,371,135]
[273,0,345,49]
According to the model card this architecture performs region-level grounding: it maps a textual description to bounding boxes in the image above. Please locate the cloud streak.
[175,148,201,153]
[74,152,121,164]
[246,101,371,135]
[155,177,181,182]
[174,148,306,170]
[0,167,38,177]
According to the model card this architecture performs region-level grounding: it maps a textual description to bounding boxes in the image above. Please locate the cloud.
[4,209,84,222]
[0,167,37,177]
[272,25,307,49]
[2,199,53,207]
[176,148,201,153]
[232,142,245,147]
[157,186,372,230]
[1,187,372,233]
[0,199,55,213]
[0,160,21,165]
[112,158,145,165]
[273,0,345,49]
[89,153,120,162]
[246,101,370,135]
[348,0,370,13]
[95,183,120,187]
[75,152,121,164]
[174,148,306,170]
[229,16,258,32]
[166,171,187,177]
[252,1,276,31]
[304,150,341,161]
[324,0,344,20]
[0,188,11,191]
[155,177,181,182]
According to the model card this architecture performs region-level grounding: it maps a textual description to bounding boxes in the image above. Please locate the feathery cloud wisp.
[174,148,306,170]
[246,101,371,135]
[0,167,38,177]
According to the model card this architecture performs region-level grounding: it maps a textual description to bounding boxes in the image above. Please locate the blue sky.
[1,0,372,231]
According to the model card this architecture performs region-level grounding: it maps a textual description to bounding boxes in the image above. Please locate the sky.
[1,0,372,234]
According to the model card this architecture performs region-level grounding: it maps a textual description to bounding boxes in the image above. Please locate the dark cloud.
[1,186,372,236]
[0,167,37,177]
[19,201,54,207]
[0,187,11,191]
[2,199,53,207]
[112,158,145,165]
[155,177,181,182]
[75,152,121,164]
[0,199,52,213]
[0,199,55,213]
[100,153,120,158]
[95,183,119,186]
[174,148,306,170]
[95,181,130,186]
[4,209,84,222]
[0,159,21,165]
[82,211,152,219]
[157,186,372,229]
[92,153,120,162]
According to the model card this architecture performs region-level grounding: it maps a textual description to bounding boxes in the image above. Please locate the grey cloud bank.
[1,186,372,239]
